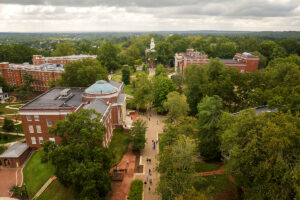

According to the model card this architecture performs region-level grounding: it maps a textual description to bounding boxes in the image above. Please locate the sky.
[0,0,299,32]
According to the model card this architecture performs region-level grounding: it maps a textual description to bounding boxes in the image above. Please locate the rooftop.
[9,63,64,72]
[85,80,121,95]
[232,106,278,116]
[21,88,85,109]
[0,143,29,158]
[83,99,109,116]
[36,54,97,60]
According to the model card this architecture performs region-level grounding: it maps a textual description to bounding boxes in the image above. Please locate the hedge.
[129,179,143,200]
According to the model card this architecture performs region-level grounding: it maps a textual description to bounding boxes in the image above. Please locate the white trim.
[19,111,72,116]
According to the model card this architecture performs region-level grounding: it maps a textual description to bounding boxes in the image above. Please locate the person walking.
[149,168,151,175]
[150,179,152,185]
[126,160,129,167]
[146,174,149,182]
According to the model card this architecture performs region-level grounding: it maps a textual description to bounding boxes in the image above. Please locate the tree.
[197,95,223,161]
[133,72,152,111]
[52,42,76,56]
[260,40,278,59]
[0,76,9,92]
[220,110,300,200]
[61,58,108,87]
[97,42,120,72]
[122,67,130,85]
[251,51,267,69]
[171,74,184,93]
[270,46,287,60]
[212,42,237,58]
[163,91,189,123]
[239,37,260,53]
[155,64,167,77]
[157,137,197,200]
[48,109,112,199]
[175,187,210,200]
[156,41,173,66]
[131,119,147,151]
[279,38,299,54]
[0,44,38,64]
[153,76,176,113]
[2,118,14,132]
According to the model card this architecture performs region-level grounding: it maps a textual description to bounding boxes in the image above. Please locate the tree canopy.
[97,42,120,72]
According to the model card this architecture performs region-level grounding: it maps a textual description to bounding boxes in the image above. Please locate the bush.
[2,118,14,132]
[129,179,143,200]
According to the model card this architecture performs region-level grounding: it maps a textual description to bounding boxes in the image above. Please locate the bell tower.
[150,38,155,50]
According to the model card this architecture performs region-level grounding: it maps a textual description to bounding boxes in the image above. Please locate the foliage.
[153,75,175,113]
[220,110,300,200]
[129,179,143,200]
[97,42,120,72]
[155,64,167,77]
[171,74,184,93]
[48,109,112,199]
[0,76,9,92]
[175,187,211,200]
[0,134,23,144]
[133,72,152,111]
[197,95,223,161]
[212,42,237,58]
[2,117,14,132]
[163,91,189,123]
[131,119,147,151]
[155,41,173,66]
[122,67,131,85]
[10,185,28,200]
[0,44,38,64]
[37,179,76,200]
[61,58,108,87]
[194,162,220,173]
[52,42,76,56]
[260,40,278,60]
[157,137,197,200]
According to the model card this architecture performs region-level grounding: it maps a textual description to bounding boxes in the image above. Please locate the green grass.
[124,85,134,96]
[37,179,76,200]
[0,134,24,144]
[195,161,220,173]
[111,74,122,82]
[0,103,19,115]
[193,175,237,198]
[129,179,143,200]
[109,129,132,167]
[23,150,56,197]
[0,145,7,154]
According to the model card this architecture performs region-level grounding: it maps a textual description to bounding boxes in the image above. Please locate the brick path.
[0,168,22,197]
[32,176,57,200]
[197,165,224,176]
[106,147,136,200]
[134,112,165,200]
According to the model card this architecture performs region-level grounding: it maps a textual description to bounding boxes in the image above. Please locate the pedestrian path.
[197,165,224,176]
[32,176,57,200]
[134,112,165,200]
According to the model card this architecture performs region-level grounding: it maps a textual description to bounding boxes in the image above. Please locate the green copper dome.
[85,80,118,94]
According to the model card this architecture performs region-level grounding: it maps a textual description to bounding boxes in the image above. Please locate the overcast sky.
[0,0,299,32]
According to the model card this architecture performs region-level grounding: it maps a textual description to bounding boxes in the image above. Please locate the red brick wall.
[0,147,31,168]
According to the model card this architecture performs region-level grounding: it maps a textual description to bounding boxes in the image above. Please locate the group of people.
[152,139,158,150]
[144,168,153,192]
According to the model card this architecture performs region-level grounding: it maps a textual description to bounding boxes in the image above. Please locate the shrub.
[2,118,14,132]
[129,179,143,200]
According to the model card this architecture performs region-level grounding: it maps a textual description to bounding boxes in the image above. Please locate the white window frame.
[38,137,43,144]
[26,115,32,121]
[36,125,42,133]
[34,115,39,121]
[49,137,55,143]
[46,119,52,127]
[28,125,34,133]
[31,137,36,144]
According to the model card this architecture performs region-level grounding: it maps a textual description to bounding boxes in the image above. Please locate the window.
[34,115,39,121]
[49,137,55,143]
[46,119,52,127]
[38,137,43,144]
[36,125,42,133]
[26,115,32,121]
[31,137,36,144]
[28,125,34,133]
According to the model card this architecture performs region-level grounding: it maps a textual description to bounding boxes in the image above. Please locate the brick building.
[19,80,126,149]
[0,143,31,168]
[175,49,259,74]
[0,62,63,92]
[32,54,97,65]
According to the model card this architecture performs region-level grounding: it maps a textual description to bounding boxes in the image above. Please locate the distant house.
[19,80,126,149]
[0,87,8,103]
[0,143,31,168]
[175,49,259,74]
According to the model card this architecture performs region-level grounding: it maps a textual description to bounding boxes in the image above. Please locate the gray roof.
[83,99,109,115]
[220,59,241,63]
[22,88,85,109]
[0,143,29,158]
[232,106,278,116]
[85,80,118,94]
[109,81,122,90]
[117,94,126,104]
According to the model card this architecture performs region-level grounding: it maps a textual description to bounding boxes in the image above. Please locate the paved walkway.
[134,112,165,200]
[32,176,57,200]
[197,165,224,176]
[106,147,136,200]
[0,168,22,197]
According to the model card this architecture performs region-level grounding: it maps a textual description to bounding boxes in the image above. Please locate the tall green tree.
[155,64,167,77]
[220,110,300,200]
[52,42,76,56]
[197,95,223,161]
[61,58,108,87]
[122,67,130,85]
[2,118,14,132]
[131,119,147,151]
[97,42,120,72]
[0,76,9,92]
[133,72,152,111]
[48,109,112,199]
[155,41,173,66]
[163,91,189,123]
[260,40,278,60]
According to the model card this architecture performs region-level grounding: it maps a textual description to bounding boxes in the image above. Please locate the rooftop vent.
[60,88,71,98]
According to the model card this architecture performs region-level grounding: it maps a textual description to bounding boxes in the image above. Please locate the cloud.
[0,0,299,31]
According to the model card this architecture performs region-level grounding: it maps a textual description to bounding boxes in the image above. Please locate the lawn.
[37,179,76,200]
[109,129,132,167]
[0,134,24,144]
[0,145,7,155]
[193,175,237,199]
[124,85,134,96]
[0,103,20,115]
[111,73,122,82]
[23,150,56,197]
[195,161,220,173]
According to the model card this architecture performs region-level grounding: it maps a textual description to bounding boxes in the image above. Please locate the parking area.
[0,168,22,197]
